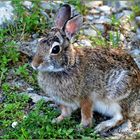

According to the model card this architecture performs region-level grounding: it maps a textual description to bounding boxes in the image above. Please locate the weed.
[11,0,48,40]
[15,63,29,78]
[0,98,100,139]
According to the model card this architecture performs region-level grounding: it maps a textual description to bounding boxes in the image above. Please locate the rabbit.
[31,4,140,133]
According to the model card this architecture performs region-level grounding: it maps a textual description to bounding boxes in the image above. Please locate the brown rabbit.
[31,4,140,133]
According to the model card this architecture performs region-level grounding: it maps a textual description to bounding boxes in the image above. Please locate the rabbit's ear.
[64,15,83,40]
[55,4,71,29]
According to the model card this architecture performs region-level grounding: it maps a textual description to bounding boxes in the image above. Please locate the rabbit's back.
[82,47,140,100]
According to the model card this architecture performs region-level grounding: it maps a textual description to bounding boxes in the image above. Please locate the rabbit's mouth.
[36,64,64,72]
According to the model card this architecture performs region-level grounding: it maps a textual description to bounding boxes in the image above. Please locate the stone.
[27,87,34,92]
[126,39,140,68]
[89,8,101,14]
[94,24,105,33]
[116,10,133,20]
[110,1,132,13]
[70,5,80,17]
[0,1,14,26]
[77,39,92,47]
[27,93,53,103]
[32,33,39,39]
[22,1,33,9]
[136,34,140,40]
[136,28,140,35]
[123,10,133,17]
[84,1,103,8]
[93,15,100,19]
[134,57,140,69]
[92,16,111,24]
[85,15,94,22]
[115,12,124,19]
[11,122,18,128]
[129,49,140,57]
[97,5,112,15]
[113,1,132,13]
[83,28,97,37]
[135,16,140,26]
[40,1,60,12]
[18,39,38,57]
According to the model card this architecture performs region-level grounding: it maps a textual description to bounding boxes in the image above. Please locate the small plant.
[15,63,29,77]
[109,31,121,48]
[0,98,100,139]
[132,5,140,16]
[2,83,11,92]
[11,0,48,40]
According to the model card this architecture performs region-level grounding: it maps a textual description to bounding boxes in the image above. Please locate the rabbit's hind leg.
[52,105,72,123]
[94,101,124,133]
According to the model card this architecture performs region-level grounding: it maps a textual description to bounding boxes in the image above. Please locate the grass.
[0,0,138,139]
[0,93,101,139]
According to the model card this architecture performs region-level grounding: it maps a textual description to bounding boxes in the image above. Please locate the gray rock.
[27,92,52,103]
[97,5,112,15]
[0,1,14,26]
[18,39,38,57]
[86,15,94,22]
[123,10,133,17]
[112,1,132,13]
[32,33,39,39]
[92,16,111,24]
[22,1,33,10]
[27,87,34,92]
[94,24,105,33]
[40,1,60,12]
[126,39,140,69]
[84,1,103,8]
[93,15,100,19]
[11,79,31,92]
[89,8,101,14]
[116,10,133,20]
[129,49,140,58]
[83,28,97,37]
[70,5,80,17]
[136,28,140,35]
[86,15,100,22]
[135,16,140,26]
[134,57,140,69]
[77,39,92,47]
[115,12,124,19]
[136,34,140,40]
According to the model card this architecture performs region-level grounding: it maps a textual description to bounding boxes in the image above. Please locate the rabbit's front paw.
[80,118,93,128]
[52,115,64,124]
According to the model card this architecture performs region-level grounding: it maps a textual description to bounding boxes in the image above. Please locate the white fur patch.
[94,98,122,117]
[38,64,64,72]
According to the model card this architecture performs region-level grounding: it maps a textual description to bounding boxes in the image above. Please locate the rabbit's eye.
[51,45,60,54]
